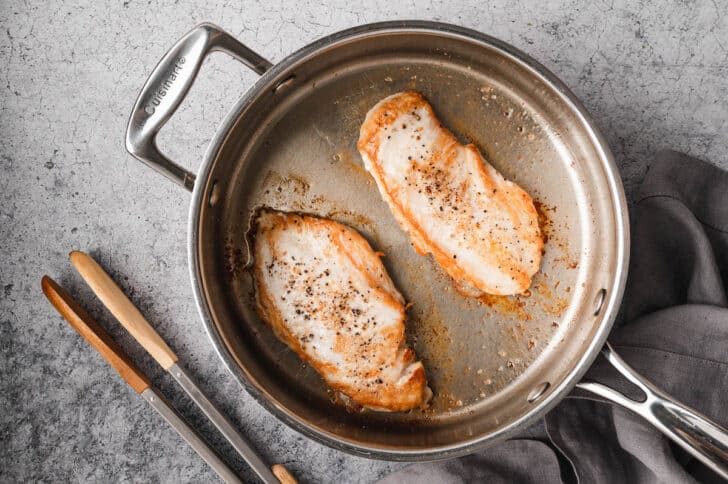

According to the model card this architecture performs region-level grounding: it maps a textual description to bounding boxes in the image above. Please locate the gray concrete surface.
[1,1,727,482]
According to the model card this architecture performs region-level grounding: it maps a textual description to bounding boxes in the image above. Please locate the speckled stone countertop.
[1,1,727,482]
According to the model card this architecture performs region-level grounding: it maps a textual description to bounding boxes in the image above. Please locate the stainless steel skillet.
[125,21,728,476]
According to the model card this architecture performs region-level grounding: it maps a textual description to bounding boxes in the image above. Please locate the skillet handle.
[125,23,272,191]
[576,343,728,480]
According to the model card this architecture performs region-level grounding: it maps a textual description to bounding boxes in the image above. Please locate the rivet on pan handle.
[125,23,272,191]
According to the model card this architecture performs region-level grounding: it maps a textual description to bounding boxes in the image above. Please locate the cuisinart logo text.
[145,56,186,115]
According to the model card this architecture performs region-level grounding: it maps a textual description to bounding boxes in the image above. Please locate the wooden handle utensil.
[41,276,151,393]
[68,251,294,484]
[68,251,177,370]
[41,276,242,484]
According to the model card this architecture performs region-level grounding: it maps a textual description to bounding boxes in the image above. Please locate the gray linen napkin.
[380,151,728,484]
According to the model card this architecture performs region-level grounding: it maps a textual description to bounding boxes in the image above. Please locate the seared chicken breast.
[358,92,543,296]
[253,209,431,412]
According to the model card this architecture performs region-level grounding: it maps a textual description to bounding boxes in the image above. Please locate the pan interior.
[195,28,622,454]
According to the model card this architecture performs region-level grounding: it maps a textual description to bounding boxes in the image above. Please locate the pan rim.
[187,20,630,460]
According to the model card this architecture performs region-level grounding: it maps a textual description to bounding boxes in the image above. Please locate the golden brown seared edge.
[358,91,543,296]
[252,209,430,412]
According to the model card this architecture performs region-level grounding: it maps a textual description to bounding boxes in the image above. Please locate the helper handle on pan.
[576,343,728,480]
[125,23,272,191]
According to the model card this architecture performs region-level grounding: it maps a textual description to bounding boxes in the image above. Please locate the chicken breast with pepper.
[358,91,543,296]
[253,209,431,412]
